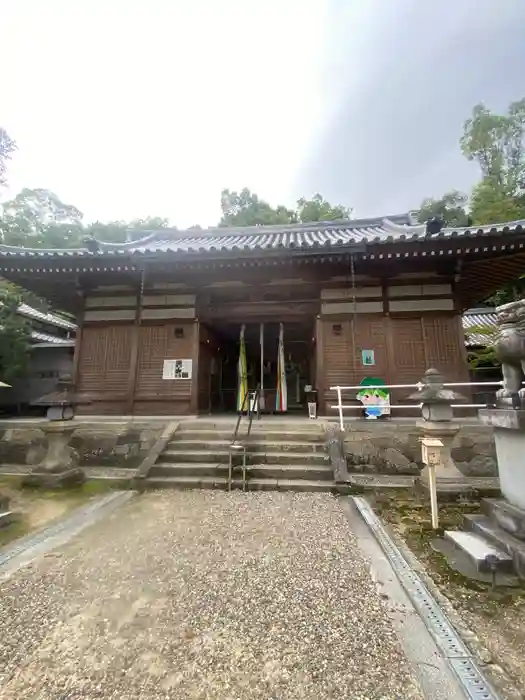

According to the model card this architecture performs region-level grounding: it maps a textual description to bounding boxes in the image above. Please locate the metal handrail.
[231,382,261,445]
[330,379,505,431]
[228,383,261,491]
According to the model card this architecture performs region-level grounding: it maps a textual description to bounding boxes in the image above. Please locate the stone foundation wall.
[0,421,166,471]
[342,422,497,477]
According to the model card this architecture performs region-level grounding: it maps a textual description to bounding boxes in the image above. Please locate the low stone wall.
[0,421,166,471]
[342,422,497,477]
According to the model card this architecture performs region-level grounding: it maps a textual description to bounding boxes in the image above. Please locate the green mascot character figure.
[356,377,391,420]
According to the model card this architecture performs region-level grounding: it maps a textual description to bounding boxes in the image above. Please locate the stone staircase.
[144,418,336,492]
[442,498,525,580]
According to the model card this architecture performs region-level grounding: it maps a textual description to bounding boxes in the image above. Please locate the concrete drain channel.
[352,496,499,700]
[0,490,134,576]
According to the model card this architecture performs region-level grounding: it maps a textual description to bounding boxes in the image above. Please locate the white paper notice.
[162,359,192,380]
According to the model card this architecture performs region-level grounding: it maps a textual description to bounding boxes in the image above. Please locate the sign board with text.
[162,359,192,380]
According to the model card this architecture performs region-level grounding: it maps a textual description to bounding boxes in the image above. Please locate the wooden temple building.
[0,213,523,417]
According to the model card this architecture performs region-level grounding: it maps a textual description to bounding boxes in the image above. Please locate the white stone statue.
[493,299,525,406]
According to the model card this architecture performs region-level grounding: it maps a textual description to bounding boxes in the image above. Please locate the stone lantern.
[408,368,466,489]
[23,374,85,488]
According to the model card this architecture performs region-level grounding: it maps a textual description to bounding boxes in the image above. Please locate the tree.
[0,128,16,190]
[416,190,470,227]
[296,193,352,222]
[0,286,31,382]
[461,99,525,224]
[461,100,525,189]
[219,188,296,227]
[469,176,525,225]
[219,188,352,227]
[0,188,84,248]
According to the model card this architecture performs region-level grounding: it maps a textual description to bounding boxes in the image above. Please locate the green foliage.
[461,99,525,227]
[485,281,525,307]
[0,286,31,382]
[465,325,499,369]
[295,193,352,222]
[461,99,525,190]
[0,187,171,249]
[470,176,525,225]
[219,188,296,227]
[0,188,84,248]
[416,190,469,227]
[219,187,352,227]
[418,98,525,305]
[0,129,16,189]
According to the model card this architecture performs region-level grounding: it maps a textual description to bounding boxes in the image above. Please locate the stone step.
[180,420,323,433]
[167,439,326,454]
[175,429,325,443]
[161,449,329,466]
[464,514,525,579]
[481,498,525,541]
[248,464,332,480]
[0,511,14,528]
[150,462,333,481]
[144,475,337,493]
[444,529,513,574]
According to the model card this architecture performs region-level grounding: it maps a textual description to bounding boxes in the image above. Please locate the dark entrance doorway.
[199,320,315,414]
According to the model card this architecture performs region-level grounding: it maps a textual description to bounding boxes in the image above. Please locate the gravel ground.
[0,491,423,700]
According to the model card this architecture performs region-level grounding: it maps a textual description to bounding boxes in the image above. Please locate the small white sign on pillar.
[421,437,443,530]
[162,359,193,380]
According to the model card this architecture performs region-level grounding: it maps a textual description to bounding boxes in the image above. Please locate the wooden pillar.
[189,319,200,414]
[126,271,145,414]
[71,302,84,393]
[381,280,392,383]
[315,315,325,415]
[420,316,430,370]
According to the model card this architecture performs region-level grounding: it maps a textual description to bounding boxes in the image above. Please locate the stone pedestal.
[23,421,84,488]
[417,420,464,482]
[408,368,467,495]
[417,420,469,498]
[479,408,525,510]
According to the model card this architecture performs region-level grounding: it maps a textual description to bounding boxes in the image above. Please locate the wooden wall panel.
[387,317,426,408]
[423,315,469,382]
[323,319,353,402]
[77,325,133,397]
[134,322,194,410]
[390,318,426,384]
[352,316,389,385]
[321,315,388,413]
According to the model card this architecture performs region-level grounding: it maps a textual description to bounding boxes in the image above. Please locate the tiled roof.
[17,303,77,331]
[462,308,498,346]
[30,330,75,346]
[0,215,524,259]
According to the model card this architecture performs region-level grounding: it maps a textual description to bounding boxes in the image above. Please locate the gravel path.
[0,491,423,699]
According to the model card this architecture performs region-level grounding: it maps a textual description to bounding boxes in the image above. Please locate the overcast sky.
[2,0,525,226]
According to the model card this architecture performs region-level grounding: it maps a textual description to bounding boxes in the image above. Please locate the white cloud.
[1,0,329,226]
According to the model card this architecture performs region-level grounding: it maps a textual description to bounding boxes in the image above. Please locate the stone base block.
[465,513,525,580]
[432,535,519,586]
[23,468,85,489]
[444,530,514,573]
[0,511,15,528]
[478,408,525,510]
[482,498,525,541]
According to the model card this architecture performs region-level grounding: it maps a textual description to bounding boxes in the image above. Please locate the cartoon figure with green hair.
[356,377,391,420]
